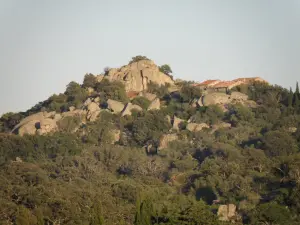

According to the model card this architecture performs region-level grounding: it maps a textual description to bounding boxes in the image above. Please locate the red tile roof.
[199,79,220,86]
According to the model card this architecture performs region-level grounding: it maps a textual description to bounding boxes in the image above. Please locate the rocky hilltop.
[8,59,267,137]
[96,59,174,92]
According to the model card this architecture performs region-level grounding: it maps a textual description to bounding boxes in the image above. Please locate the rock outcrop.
[172,116,185,130]
[217,204,237,221]
[148,98,160,111]
[105,60,174,92]
[159,134,178,149]
[111,129,121,144]
[12,112,60,136]
[202,93,231,106]
[138,92,157,101]
[36,118,58,135]
[230,92,248,101]
[121,103,142,116]
[18,120,39,136]
[186,123,209,132]
[86,102,101,122]
[107,99,125,113]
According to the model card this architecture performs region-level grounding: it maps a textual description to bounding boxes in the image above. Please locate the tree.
[288,87,293,108]
[159,64,172,75]
[131,97,151,110]
[95,79,128,103]
[134,194,153,225]
[83,73,97,88]
[249,202,293,225]
[262,130,298,157]
[180,83,202,103]
[65,81,88,108]
[296,82,299,95]
[129,55,150,64]
[90,199,104,225]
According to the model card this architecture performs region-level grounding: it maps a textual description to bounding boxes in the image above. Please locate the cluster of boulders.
[12,93,161,136]
[157,115,232,150]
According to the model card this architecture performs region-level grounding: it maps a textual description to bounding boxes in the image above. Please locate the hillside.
[1,56,300,225]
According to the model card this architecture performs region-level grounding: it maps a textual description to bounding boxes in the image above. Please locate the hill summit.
[99,59,174,92]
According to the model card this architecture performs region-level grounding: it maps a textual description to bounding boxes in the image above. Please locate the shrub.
[159,64,172,75]
[131,97,151,110]
[95,79,128,103]
[129,55,150,64]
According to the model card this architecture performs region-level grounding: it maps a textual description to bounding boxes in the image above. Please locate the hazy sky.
[0,0,300,115]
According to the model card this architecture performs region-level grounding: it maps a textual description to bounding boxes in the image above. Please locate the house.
[192,77,267,93]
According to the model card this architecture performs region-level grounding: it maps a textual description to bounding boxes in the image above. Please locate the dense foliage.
[1,78,300,225]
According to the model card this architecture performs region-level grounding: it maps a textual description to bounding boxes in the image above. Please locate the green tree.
[129,55,150,64]
[83,73,97,88]
[132,97,151,110]
[65,81,88,108]
[134,194,153,225]
[90,199,104,225]
[249,202,293,225]
[159,64,172,75]
[132,111,171,145]
[262,130,298,157]
[288,87,293,107]
[95,79,128,103]
[180,84,202,103]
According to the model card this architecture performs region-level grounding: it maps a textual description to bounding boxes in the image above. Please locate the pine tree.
[288,87,293,107]
[294,82,300,111]
[90,199,104,225]
[296,82,300,95]
[134,194,153,225]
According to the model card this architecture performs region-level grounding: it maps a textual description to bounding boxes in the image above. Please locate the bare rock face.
[17,117,58,136]
[172,116,185,131]
[44,111,56,119]
[86,102,101,122]
[186,123,209,132]
[148,98,160,111]
[36,118,58,135]
[287,127,297,133]
[111,129,121,144]
[94,97,100,103]
[202,93,231,106]
[69,106,76,112]
[84,98,92,106]
[18,120,39,136]
[87,87,95,95]
[217,204,237,221]
[158,133,178,149]
[12,112,45,133]
[62,109,86,118]
[138,92,157,101]
[96,75,104,83]
[107,99,125,113]
[121,103,143,117]
[230,92,248,101]
[106,60,174,92]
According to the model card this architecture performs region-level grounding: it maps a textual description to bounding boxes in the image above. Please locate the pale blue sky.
[0,0,300,115]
